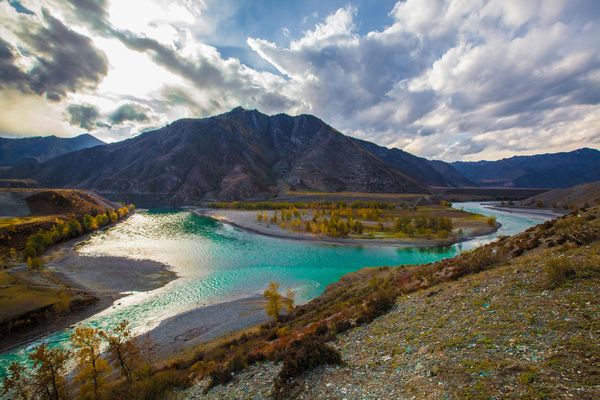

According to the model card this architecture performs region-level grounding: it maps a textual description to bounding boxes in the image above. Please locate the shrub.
[544,258,576,288]
[334,320,352,334]
[129,369,189,400]
[273,335,342,399]
[357,288,395,325]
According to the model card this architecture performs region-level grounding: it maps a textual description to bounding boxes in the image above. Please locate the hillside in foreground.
[172,206,600,399]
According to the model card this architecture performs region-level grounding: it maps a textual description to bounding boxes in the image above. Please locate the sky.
[0,0,599,161]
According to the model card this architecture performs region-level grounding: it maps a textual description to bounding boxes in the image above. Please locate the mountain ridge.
[451,148,600,188]
[2,108,458,204]
[0,133,104,167]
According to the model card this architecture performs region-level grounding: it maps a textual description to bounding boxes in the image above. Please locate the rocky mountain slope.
[2,108,469,204]
[0,134,104,167]
[452,148,600,188]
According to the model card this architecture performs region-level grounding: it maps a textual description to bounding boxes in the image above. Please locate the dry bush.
[272,335,342,400]
[544,258,576,289]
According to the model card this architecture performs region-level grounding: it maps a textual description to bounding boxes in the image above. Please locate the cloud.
[0,8,108,101]
[247,0,600,160]
[1,0,598,159]
[108,103,151,125]
[66,103,100,130]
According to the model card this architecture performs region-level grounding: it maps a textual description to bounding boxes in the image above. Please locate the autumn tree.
[284,288,295,314]
[71,326,111,400]
[99,320,138,385]
[29,343,70,400]
[263,281,295,322]
[2,362,31,400]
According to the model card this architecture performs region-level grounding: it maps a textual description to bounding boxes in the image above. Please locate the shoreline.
[192,208,500,248]
[0,231,177,353]
[145,295,269,360]
[482,204,566,218]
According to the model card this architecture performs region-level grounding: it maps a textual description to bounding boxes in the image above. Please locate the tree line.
[1,320,183,400]
[212,200,395,210]
[22,205,135,268]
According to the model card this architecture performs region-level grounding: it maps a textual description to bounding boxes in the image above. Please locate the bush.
[273,336,342,399]
[357,288,395,325]
[544,258,576,288]
[334,320,352,334]
[128,369,189,400]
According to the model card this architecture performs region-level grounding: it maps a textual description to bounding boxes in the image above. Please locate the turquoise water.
[0,202,551,377]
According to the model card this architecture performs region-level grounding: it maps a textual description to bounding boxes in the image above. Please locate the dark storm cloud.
[0,9,109,101]
[22,10,109,100]
[67,103,100,130]
[0,38,28,89]
[109,103,150,125]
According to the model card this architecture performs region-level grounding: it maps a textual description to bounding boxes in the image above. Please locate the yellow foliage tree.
[1,362,30,400]
[100,320,139,385]
[29,343,70,400]
[263,281,294,322]
[71,326,112,400]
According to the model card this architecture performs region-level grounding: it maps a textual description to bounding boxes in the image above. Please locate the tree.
[9,247,18,262]
[29,343,70,400]
[284,288,295,314]
[83,214,98,231]
[2,362,31,400]
[99,320,138,385]
[71,326,111,399]
[263,281,294,322]
[27,256,44,269]
[264,281,283,322]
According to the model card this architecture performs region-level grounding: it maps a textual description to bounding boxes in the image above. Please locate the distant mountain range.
[0,134,104,167]
[451,148,600,188]
[1,108,467,203]
[1,108,598,204]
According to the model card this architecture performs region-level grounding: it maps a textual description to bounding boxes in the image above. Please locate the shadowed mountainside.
[0,134,104,167]
[451,148,600,188]
[2,108,468,204]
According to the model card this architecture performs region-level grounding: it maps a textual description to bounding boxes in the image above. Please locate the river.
[0,202,554,377]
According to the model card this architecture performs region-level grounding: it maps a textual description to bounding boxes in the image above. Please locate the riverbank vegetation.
[212,200,496,242]
[0,189,136,353]
[2,320,189,400]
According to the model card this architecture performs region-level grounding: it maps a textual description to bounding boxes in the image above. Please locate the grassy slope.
[174,206,600,399]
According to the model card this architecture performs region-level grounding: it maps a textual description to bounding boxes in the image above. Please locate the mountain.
[451,148,600,188]
[3,107,471,204]
[351,139,473,187]
[520,181,600,210]
[0,134,105,167]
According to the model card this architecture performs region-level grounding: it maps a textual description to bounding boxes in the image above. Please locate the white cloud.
[1,0,598,160]
[248,0,600,160]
